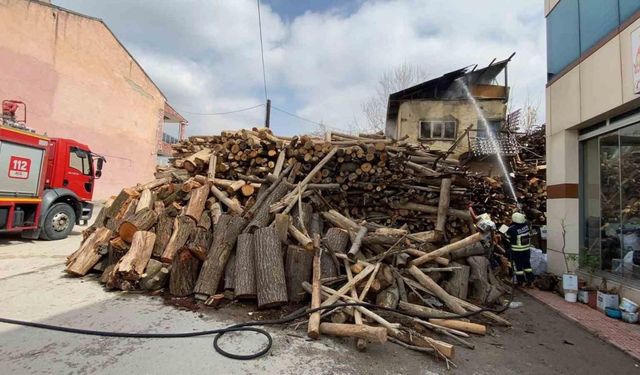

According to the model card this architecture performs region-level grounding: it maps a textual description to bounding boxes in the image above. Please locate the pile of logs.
[467,126,546,226]
[65,127,531,362]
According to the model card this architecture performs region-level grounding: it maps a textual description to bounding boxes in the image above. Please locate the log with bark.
[234,233,256,299]
[193,215,246,299]
[254,227,288,308]
[285,245,313,302]
[170,248,201,297]
[66,227,113,276]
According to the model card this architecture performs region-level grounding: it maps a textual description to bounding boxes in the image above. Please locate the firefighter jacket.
[506,222,531,252]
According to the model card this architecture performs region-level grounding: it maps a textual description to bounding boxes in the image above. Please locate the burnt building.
[385,57,515,164]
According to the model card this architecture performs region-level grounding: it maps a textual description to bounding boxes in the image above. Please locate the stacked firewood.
[66,128,521,362]
[467,126,546,226]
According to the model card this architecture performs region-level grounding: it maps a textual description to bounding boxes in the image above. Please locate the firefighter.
[506,212,534,286]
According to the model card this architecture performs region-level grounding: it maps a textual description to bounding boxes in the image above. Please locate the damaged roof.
[386,54,514,121]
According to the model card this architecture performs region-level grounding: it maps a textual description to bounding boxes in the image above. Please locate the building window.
[547,0,580,78]
[580,122,640,279]
[579,0,619,54]
[547,0,640,80]
[420,121,457,140]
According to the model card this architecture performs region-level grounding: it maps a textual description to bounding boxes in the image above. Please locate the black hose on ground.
[0,297,514,360]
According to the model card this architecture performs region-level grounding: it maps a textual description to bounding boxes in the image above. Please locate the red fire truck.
[0,100,104,240]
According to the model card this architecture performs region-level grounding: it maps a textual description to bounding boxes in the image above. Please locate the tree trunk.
[254,227,288,308]
[288,224,313,250]
[347,226,368,259]
[244,181,290,233]
[161,215,196,263]
[319,323,387,344]
[285,245,313,302]
[85,198,113,234]
[114,231,156,281]
[407,265,466,314]
[142,266,171,291]
[118,208,158,243]
[66,227,113,276]
[106,187,139,219]
[323,228,349,254]
[308,247,322,339]
[467,255,505,305]
[397,300,457,319]
[435,178,452,236]
[137,176,172,192]
[210,202,222,225]
[186,227,213,261]
[197,210,212,230]
[210,185,243,215]
[291,202,312,233]
[321,227,349,278]
[185,184,210,221]
[135,189,155,213]
[106,197,138,232]
[443,262,470,300]
[429,319,486,335]
[410,232,484,267]
[224,252,236,291]
[273,213,290,243]
[107,236,129,266]
[449,242,486,260]
[234,233,256,299]
[193,215,246,298]
[170,248,201,297]
[376,283,399,309]
[153,214,174,258]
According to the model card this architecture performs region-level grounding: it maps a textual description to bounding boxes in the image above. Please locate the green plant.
[580,251,601,273]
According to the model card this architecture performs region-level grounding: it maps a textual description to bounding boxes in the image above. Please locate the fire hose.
[0,298,512,361]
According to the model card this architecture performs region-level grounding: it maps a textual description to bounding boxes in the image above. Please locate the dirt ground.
[1,226,639,374]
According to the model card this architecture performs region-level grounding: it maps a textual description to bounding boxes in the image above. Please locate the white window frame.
[419,120,457,140]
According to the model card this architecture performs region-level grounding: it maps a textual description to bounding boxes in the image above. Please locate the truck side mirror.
[94,158,104,179]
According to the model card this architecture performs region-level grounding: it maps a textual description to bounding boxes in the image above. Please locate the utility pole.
[264,99,271,129]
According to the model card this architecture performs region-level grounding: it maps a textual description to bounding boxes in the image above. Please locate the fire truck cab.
[0,100,104,240]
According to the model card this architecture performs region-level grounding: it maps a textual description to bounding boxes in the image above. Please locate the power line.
[179,104,265,116]
[256,0,268,101]
[271,105,343,132]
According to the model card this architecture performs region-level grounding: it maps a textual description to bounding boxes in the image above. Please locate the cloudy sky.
[54,0,546,137]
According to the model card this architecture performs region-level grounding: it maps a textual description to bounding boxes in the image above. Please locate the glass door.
[581,122,640,279]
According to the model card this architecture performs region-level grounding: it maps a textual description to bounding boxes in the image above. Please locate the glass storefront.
[580,122,640,278]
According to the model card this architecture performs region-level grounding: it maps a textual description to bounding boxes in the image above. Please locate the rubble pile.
[467,126,547,226]
[65,127,549,361]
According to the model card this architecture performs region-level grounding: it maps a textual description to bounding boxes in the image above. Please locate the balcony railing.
[471,133,519,157]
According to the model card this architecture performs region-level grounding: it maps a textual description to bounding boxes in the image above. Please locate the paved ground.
[1,225,640,374]
[527,288,640,361]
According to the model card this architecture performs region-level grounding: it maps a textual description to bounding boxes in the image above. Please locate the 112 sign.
[8,156,31,179]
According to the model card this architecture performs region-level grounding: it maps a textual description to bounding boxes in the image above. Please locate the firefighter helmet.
[511,212,526,224]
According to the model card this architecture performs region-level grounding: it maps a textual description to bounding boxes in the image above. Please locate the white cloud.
[55,0,546,136]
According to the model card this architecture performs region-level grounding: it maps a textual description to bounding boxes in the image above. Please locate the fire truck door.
[64,146,93,200]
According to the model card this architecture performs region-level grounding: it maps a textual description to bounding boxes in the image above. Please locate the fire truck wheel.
[42,203,76,240]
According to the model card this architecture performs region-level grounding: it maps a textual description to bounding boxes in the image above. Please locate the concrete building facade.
[0,0,185,199]
[545,0,640,297]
